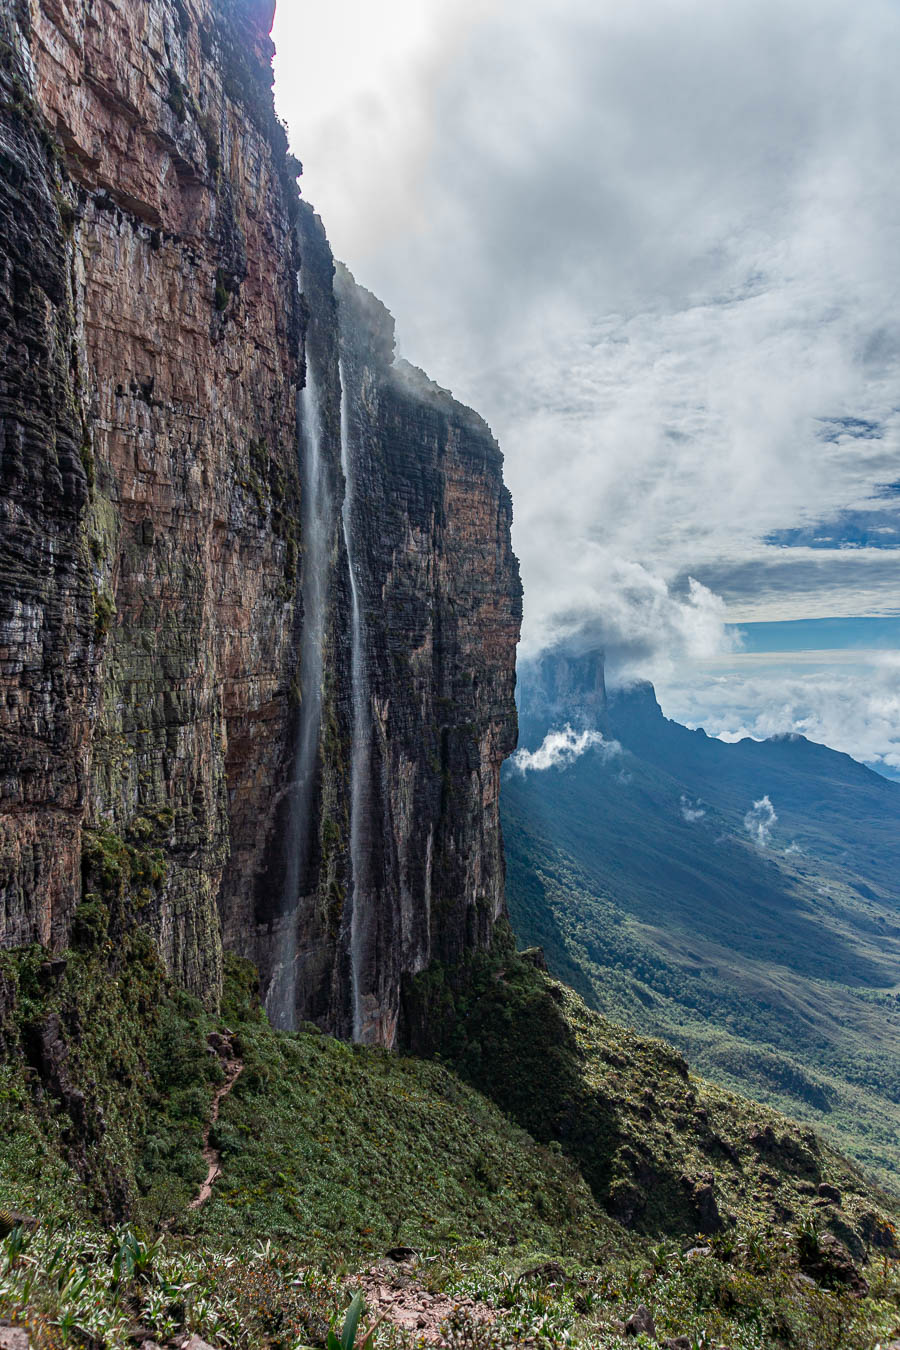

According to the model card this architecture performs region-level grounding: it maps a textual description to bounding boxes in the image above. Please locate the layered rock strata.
[0,0,521,1042]
[336,266,521,1043]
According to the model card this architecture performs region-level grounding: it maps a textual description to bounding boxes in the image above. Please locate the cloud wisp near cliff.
[510,726,621,776]
[272,0,900,766]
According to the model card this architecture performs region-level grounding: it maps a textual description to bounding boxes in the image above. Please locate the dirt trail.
[355,1257,496,1345]
[188,1033,243,1212]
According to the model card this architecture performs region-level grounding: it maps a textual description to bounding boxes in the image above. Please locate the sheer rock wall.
[0,0,521,1042]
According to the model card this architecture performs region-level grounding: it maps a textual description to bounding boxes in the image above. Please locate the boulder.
[799,1232,867,1294]
[625,1304,657,1338]
[694,1183,724,1234]
[858,1210,899,1253]
[180,1337,217,1350]
[519,947,549,971]
[519,1261,571,1285]
[0,1329,30,1350]
[824,1215,866,1264]
[0,1212,37,1238]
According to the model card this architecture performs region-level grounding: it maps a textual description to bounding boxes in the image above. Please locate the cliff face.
[516,646,609,740]
[336,269,521,1044]
[0,0,521,1043]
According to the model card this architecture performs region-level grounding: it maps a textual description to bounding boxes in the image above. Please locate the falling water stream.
[266,336,331,1030]
[340,361,369,1042]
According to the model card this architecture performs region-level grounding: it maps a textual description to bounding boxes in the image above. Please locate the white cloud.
[680,796,706,823]
[510,725,621,774]
[273,0,900,768]
[273,0,900,660]
[744,795,777,847]
[524,565,739,671]
[657,650,900,773]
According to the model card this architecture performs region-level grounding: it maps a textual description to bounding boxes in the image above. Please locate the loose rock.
[625,1304,657,1338]
[385,1246,417,1262]
[180,1336,218,1350]
[519,1260,571,1285]
[0,1328,30,1350]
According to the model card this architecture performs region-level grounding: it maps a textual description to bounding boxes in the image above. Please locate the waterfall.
[266,336,331,1030]
[340,361,369,1042]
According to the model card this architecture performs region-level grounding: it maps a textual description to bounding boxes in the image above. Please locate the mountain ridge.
[504,649,900,1190]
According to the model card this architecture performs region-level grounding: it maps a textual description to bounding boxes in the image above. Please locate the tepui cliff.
[0,0,522,1045]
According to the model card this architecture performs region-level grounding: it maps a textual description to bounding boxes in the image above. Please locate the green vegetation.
[199,110,221,175]
[505,811,900,1189]
[189,957,610,1259]
[4,1213,899,1350]
[0,935,609,1250]
[318,1292,376,1350]
[0,933,214,1225]
[82,824,168,911]
[92,587,116,640]
[214,268,230,311]
[1,908,899,1346]
[0,1221,343,1350]
[78,439,94,489]
[405,946,899,1245]
[166,68,188,124]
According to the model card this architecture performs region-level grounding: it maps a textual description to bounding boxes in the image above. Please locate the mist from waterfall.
[266,335,331,1030]
[340,361,370,1042]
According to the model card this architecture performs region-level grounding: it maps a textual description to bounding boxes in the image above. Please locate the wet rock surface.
[0,0,302,1002]
[329,269,522,1044]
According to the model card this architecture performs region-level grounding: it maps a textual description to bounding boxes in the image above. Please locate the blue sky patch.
[728,616,900,653]
[816,416,883,442]
[765,508,900,550]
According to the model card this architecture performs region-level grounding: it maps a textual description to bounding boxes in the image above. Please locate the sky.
[270,0,900,776]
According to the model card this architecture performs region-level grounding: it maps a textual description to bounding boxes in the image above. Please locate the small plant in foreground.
[111,1230,162,1286]
[313,1291,378,1350]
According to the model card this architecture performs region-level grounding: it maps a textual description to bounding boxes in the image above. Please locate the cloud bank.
[276,0,900,661]
[274,0,900,765]
[657,651,900,776]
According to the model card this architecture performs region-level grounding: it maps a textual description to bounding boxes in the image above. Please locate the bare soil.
[188,1035,243,1212]
[355,1258,496,1345]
